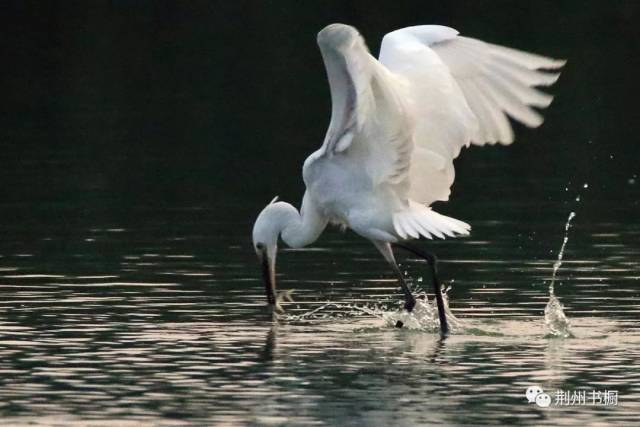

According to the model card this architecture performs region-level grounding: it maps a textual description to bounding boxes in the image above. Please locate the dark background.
[0,1,638,221]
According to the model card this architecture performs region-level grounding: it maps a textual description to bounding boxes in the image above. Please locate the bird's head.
[252,197,298,310]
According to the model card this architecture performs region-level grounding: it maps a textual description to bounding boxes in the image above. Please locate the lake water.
[1,190,639,426]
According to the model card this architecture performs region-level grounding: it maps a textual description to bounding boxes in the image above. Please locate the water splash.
[283,291,462,333]
[544,212,575,338]
[544,294,571,338]
[549,211,575,295]
[382,291,462,332]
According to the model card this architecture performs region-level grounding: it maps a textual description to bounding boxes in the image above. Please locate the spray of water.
[381,291,463,331]
[284,290,462,333]
[544,212,575,338]
[549,211,576,295]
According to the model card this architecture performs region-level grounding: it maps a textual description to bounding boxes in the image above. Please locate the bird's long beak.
[259,248,277,306]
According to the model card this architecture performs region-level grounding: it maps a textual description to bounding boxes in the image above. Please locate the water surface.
[0,198,639,426]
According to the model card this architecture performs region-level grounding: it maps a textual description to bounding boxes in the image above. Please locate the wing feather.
[312,24,563,243]
[316,24,414,191]
[392,201,470,241]
[379,25,565,204]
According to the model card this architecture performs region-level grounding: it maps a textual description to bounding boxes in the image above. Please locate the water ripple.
[0,208,638,425]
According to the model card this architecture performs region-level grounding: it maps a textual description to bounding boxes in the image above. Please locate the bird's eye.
[256,243,265,250]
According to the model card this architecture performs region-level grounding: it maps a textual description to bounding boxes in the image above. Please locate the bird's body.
[253,23,564,332]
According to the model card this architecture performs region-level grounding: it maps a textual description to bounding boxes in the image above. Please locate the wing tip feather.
[394,204,471,241]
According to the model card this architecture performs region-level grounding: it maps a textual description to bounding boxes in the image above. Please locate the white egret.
[252,23,564,333]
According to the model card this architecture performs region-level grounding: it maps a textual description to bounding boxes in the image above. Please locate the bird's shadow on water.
[255,318,451,366]
[425,334,447,364]
[258,322,278,363]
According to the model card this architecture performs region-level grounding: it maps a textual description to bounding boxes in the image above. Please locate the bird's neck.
[280,194,327,249]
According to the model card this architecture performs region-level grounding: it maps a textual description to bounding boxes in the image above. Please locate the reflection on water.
[0,202,639,425]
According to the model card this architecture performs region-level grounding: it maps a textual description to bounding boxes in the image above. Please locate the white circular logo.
[535,393,552,408]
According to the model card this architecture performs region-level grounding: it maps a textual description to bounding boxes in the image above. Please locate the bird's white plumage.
[393,201,472,240]
[254,23,564,255]
[306,24,564,242]
[316,24,413,190]
[379,25,565,205]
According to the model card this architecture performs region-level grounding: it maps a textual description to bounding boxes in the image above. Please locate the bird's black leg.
[370,240,416,328]
[392,263,417,329]
[391,262,416,313]
[393,242,449,335]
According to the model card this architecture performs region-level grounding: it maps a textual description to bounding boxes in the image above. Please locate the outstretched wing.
[379,25,565,205]
[315,24,414,190]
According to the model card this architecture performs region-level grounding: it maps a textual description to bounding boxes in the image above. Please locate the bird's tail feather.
[393,201,470,240]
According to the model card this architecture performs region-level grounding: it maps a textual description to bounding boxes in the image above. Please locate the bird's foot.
[277,289,294,305]
[396,295,416,328]
[269,289,295,316]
